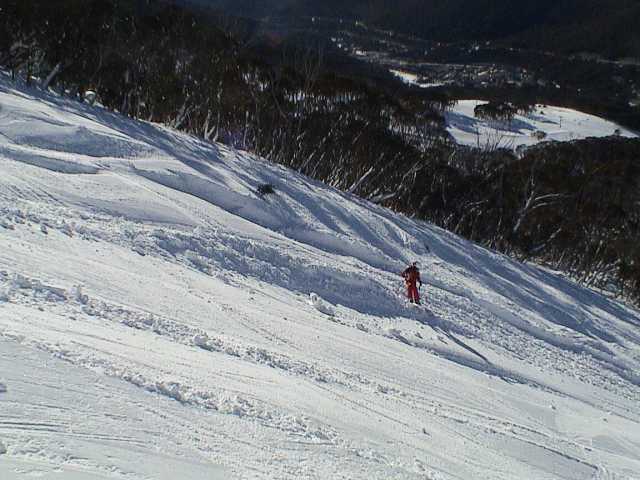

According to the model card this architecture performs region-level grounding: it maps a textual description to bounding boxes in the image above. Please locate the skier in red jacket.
[402,262,422,305]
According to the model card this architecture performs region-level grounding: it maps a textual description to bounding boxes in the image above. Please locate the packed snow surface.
[1,74,640,479]
[446,100,638,150]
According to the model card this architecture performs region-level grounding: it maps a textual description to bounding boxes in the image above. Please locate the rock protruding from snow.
[0,441,6,455]
[0,381,6,393]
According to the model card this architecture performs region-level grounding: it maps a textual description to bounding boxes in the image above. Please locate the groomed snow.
[1,74,640,479]
[446,100,638,150]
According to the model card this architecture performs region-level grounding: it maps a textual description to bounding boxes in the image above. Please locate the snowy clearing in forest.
[390,69,446,89]
[0,74,639,479]
[446,99,638,150]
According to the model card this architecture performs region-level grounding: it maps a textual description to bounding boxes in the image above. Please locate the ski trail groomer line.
[402,262,422,305]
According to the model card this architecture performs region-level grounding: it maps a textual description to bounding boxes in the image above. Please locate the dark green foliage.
[474,102,518,122]
[257,183,276,196]
[401,138,640,300]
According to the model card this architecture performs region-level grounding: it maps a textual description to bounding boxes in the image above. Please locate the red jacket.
[402,266,421,286]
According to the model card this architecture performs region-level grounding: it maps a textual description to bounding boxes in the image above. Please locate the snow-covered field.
[1,75,640,479]
[446,100,638,150]
[390,69,446,89]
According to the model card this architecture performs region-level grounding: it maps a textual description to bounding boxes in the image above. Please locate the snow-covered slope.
[1,75,640,480]
[446,100,638,150]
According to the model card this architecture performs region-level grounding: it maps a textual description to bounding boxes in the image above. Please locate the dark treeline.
[175,0,640,60]
[422,45,640,132]
[361,0,640,60]
[377,138,640,299]
[1,0,640,302]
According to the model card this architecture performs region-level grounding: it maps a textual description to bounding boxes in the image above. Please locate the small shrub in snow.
[532,130,547,140]
[257,183,276,196]
[0,440,6,455]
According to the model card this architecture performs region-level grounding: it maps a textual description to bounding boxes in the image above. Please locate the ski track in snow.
[1,74,640,479]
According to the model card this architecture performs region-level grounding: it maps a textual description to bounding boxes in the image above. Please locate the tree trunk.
[42,62,62,91]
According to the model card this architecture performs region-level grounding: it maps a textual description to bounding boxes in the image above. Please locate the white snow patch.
[446,100,638,150]
[309,292,335,316]
[390,69,420,85]
[390,69,445,89]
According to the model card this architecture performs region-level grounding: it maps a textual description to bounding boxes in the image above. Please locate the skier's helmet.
[412,261,419,268]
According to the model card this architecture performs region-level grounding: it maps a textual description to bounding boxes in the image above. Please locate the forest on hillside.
[1,0,640,303]
[360,0,640,60]
[183,0,640,59]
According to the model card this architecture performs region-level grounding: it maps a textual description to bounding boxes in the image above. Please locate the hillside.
[1,76,640,479]
[177,0,640,59]
[4,0,640,306]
